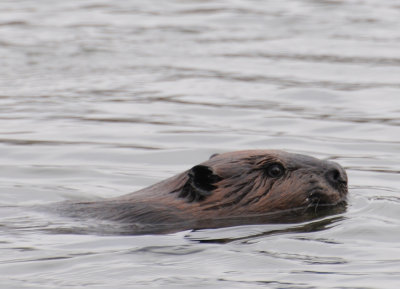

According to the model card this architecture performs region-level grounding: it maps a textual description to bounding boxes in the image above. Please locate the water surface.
[1,0,400,288]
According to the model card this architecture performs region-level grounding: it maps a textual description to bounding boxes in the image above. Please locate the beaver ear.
[209,153,219,159]
[179,165,222,202]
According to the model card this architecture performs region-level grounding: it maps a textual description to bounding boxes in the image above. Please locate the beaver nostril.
[332,169,340,181]
[326,167,347,187]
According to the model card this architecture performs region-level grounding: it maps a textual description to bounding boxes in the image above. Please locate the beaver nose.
[325,162,347,188]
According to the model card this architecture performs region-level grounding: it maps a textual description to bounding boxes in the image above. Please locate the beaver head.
[64,150,348,233]
[168,150,348,218]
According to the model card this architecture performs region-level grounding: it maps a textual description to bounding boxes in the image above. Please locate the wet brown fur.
[60,150,348,234]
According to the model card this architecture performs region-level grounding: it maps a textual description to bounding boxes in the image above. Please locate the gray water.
[1,0,400,288]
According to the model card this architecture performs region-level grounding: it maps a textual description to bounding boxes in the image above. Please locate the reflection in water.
[187,208,346,244]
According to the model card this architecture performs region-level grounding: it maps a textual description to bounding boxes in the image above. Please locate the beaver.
[58,150,348,234]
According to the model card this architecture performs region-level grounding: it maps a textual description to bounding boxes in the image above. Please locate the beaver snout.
[308,190,330,206]
[306,161,348,208]
[324,161,348,192]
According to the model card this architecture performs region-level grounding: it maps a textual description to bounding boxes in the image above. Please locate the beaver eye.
[266,163,285,178]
